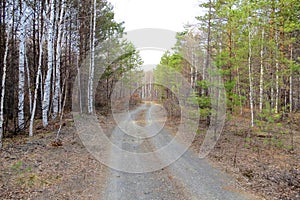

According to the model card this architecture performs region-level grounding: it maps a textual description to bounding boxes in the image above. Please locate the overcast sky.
[108,0,203,69]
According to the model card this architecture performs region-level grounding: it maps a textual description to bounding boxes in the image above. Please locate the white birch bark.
[40,71,43,103]
[0,26,11,148]
[53,1,65,119]
[25,51,32,113]
[42,0,54,127]
[289,44,293,113]
[275,30,279,114]
[142,85,145,99]
[259,27,265,113]
[18,0,27,130]
[29,31,45,137]
[88,0,96,113]
[56,76,67,139]
[248,24,254,127]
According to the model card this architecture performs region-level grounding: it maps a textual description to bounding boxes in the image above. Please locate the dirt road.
[102,103,257,200]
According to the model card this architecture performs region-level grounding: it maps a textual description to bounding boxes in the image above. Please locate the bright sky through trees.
[108,0,201,69]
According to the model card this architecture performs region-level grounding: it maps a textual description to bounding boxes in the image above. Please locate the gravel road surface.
[103,103,256,200]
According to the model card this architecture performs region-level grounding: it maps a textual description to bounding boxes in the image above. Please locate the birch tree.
[0,17,11,148]
[0,0,129,139]
[53,0,65,119]
[289,43,293,113]
[275,30,279,114]
[88,0,96,113]
[29,0,46,137]
[18,0,27,130]
[259,26,265,113]
[25,50,32,113]
[248,22,254,127]
[42,0,54,127]
[29,32,44,137]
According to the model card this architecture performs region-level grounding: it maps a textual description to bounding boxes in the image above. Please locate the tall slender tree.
[42,0,54,127]
[53,0,65,119]
[0,9,11,147]
[88,0,96,114]
[18,0,27,130]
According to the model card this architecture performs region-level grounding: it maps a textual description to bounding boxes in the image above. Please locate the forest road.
[102,103,257,200]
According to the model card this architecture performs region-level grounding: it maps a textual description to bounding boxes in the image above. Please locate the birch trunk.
[18,0,27,130]
[289,44,293,113]
[248,24,254,127]
[29,31,44,137]
[42,0,54,127]
[56,75,68,139]
[53,1,65,119]
[25,52,32,113]
[88,0,96,113]
[0,27,11,148]
[259,27,264,113]
[275,30,279,114]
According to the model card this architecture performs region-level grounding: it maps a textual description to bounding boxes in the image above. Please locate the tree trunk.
[0,25,11,148]
[42,0,54,127]
[53,1,65,119]
[29,29,45,137]
[275,30,279,114]
[289,43,293,113]
[248,23,254,127]
[77,54,83,113]
[259,27,265,113]
[88,0,96,113]
[204,0,211,96]
[18,0,27,130]
[25,51,32,114]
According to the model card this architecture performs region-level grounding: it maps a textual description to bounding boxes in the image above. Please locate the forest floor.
[186,113,300,200]
[0,116,109,199]
[0,110,299,199]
